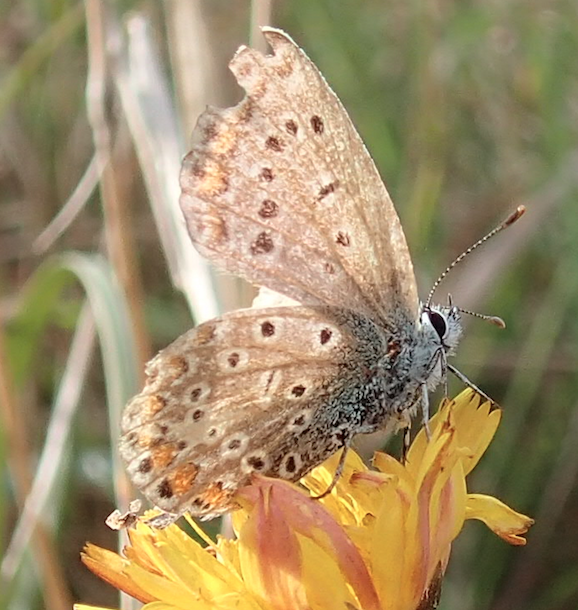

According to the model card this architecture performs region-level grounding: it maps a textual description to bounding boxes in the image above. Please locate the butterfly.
[118,27,524,526]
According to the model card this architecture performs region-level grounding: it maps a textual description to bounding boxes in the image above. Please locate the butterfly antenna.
[425,205,526,308]
[456,307,506,328]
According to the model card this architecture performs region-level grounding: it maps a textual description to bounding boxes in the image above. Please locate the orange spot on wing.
[137,433,155,448]
[275,56,294,78]
[150,445,177,468]
[196,159,229,196]
[197,212,228,245]
[211,126,236,155]
[142,395,166,419]
[194,323,216,346]
[163,356,189,381]
[170,463,200,495]
[199,481,234,512]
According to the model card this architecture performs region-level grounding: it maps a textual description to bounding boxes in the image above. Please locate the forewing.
[180,27,418,328]
[119,306,386,517]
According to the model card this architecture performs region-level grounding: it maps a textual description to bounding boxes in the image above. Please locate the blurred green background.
[1,0,577,609]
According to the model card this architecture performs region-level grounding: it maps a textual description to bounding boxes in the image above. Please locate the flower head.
[77,391,533,610]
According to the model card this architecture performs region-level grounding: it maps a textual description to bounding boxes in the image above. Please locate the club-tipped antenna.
[425,205,526,308]
[446,294,505,327]
[457,307,506,328]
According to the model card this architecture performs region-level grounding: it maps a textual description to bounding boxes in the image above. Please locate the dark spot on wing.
[251,232,274,254]
[247,456,266,470]
[293,415,306,426]
[292,385,306,397]
[261,321,275,337]
[265,136,284,152]
[285,120,298,135]
[336,231,350,247]
[260,167,274,182]
[157,478,173,499]
[138,457,152,474]
[285,455,297,472]
[311,115,324,134]
[259,199,279,218]
[318,181,339,201]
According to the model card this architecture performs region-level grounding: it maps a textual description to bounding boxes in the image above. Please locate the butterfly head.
[420,303,462,356]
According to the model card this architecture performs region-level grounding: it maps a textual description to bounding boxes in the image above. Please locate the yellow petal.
[304,448,367,497]
[159,525,246,600]
[131,520,250,604]
[452,393,501,475]
[302,449,370,526]
[124,562,204,609]
[404,398,454,472]
[408,413,456,490]
[373,451,415,491]
[466,494,534,545]
[80,543,155,604]
[369,480,409,610]
[404,424,465,608]
[299,534,358,610]
[141,602,198,610]
[213,535,244,581]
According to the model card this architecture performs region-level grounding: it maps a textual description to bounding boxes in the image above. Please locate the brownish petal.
[237,476,381,610]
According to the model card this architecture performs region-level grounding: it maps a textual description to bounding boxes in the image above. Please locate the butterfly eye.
[428,311,447,340]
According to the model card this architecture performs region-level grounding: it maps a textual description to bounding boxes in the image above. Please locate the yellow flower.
[77,390,533,610]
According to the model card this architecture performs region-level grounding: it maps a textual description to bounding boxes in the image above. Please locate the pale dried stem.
[166,2,258,314]
[33,155,100,253]
[113,10,221,322]
[163,1,229,319]
[85,0,151,371]
[249,0,273,52]
[165,0,222,137]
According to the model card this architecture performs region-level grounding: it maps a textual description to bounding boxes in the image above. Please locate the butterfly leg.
[420,347,447,440]
[447,363,497,406]
[402,425,412,462]
[440,351,449,398]
[311,442,351,500]
[421,384,432,440]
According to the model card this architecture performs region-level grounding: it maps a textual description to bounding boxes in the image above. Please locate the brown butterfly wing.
[180,28,418,328]
[119,306,387,517]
